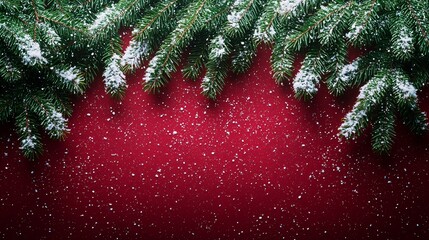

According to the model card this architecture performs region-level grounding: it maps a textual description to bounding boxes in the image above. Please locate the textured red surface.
[1,35,429,239]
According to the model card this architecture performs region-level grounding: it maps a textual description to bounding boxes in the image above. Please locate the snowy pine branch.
[104,54,127,98]
[339,73,390,140]
[0,1,95,158]
[16,108,43,159]
[3,0,429,157]
[143,0,221,92]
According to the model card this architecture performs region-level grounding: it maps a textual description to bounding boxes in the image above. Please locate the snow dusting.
[338,59,359,83]
[89,5,119,33]
[103,54,126,90]
[357,77,387,101]
[121,39,149,69]
[276,0,302,15]
[339,77,388,139]
[1,35,428,240]
[346,23,363,40]
[210,36,227,58]
[396,79,417,99]
[397,27,413,53]
[228,9,245,29]
[201,75,211,93]
[45,109,68,133]
[56,67,81,84]
[253,25,276,42]
[18,34,47,65]
[38,22,61,46]
[339,108,367,139]
[20,135,37,150]
[144,55,160,83]
[293,68,319,95]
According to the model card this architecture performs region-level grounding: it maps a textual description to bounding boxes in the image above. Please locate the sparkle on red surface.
[1,34,429,239]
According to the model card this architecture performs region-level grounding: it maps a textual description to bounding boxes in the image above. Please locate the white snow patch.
[144,56,160,83]
[346,23,363,40]
[210,36,227,58]
[202,76,211,92]
[18,35,47,65]
[339,109,367,139]
[338,60,359,83]
[397,27,413,52]
[357,77,387,101]
[397,80,417,99]
[89,5,119,33]
[340,78,388,138]
[121,39,149,68]
[293,68,319,95]
[21,135,37,150]
[253,25,276,42]
[228,10,245,28]
[38,22,61,46]
[103,54,126,90]
[57,67,81,84]
[277,0,302,15]
[46,110,67,132]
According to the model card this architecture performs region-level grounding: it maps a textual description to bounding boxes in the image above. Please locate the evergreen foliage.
[2,0,429,157]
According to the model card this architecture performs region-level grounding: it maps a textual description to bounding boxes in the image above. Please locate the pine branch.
[121,0,180,72]
[3,0,429,157]
[201,35,230,99]
[346,0,379,46]
[371,100,396,153]
[390,16,415,61]
[88,0,150,39]
[182,31,210,80]
[143,0,212,92]
[405,0,429,54]
[30,96,69,140]
[16,106,43,159]
[293,47,328,100]
[103,36,127,98]
[253,0,279,44]
[339,71,391,140]
[325,39,350,95]
[38,14,87,34]
[288,1,354,51]
[231,34,257,74]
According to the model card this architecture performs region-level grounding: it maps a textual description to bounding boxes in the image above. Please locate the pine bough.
[1,0,429,158]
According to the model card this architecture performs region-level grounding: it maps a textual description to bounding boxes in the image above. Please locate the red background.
[1,34,429,239]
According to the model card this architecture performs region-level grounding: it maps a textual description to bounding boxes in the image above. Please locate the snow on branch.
[227,0,247,29]
[121,39,149,69]
[346,23,363,40]
[103,54,127,94]
[38,22,61,46]
[201,75,211,94]
[337,59,359,84]
[44,108,68,138]
[210,35,227,59]
[277,0,302,16]
[56,67,82,85]
[17,34,47,65]
[293,67,320,97]
[89,5,120,34]
[144,55,160,83]
[396,79,417,100]
[253,25,276,43]
[357,76,387,102]
[20,135,37,150]
[339,76,388,139]
[397,27,413,52]
[339,108,367,139]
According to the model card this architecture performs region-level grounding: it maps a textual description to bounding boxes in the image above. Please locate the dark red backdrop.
[1,34,429,239]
